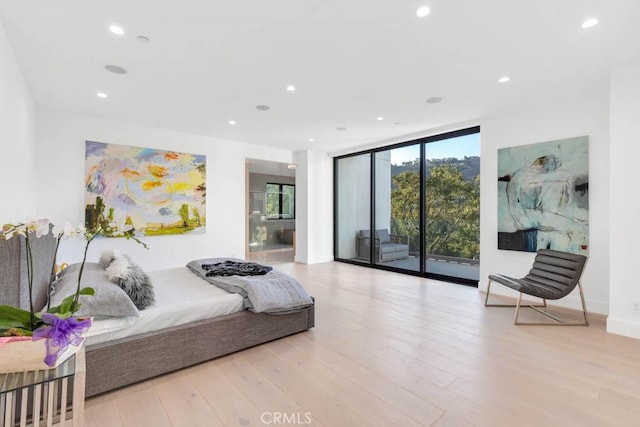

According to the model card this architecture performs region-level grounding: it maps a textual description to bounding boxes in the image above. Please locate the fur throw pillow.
[99,250,155,310]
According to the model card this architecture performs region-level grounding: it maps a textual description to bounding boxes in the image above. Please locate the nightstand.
[0,345,85,427]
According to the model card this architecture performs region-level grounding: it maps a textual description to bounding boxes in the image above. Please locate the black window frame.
[333,125,480,286]
[266,183,296,220]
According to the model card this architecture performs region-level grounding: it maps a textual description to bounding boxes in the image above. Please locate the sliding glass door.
[335,153,371,263]
[374,145,420,271]
[334,127,480,285]
[423,133,480,281]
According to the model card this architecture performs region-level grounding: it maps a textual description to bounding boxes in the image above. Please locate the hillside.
[391,156,480,181]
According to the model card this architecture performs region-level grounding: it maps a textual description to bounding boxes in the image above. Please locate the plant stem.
[25,233,35,330]
[73,231,99,309]
[46,234,62,311]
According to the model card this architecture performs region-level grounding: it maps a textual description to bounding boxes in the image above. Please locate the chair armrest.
[356,236,380,260]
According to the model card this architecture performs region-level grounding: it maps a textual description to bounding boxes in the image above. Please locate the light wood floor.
[247,248,294,264]
[83,262,640,427]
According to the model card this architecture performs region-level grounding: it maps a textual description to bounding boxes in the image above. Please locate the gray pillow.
[100,251,155,310]
[49,262,139,318]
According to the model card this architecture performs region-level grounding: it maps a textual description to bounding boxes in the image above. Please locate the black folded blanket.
[201,260,273,277]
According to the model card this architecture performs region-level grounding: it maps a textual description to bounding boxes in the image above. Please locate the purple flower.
[33,313,91,367]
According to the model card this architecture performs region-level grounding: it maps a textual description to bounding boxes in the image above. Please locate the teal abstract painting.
[497,136,588,254]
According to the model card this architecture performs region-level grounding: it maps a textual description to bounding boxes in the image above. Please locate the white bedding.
[85,267,244,345]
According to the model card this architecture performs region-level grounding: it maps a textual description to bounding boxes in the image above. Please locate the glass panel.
[336,154,371,263]
[424,133,480,281]
[374,145,420,271]
[249,191,265,214]
[249,212,267,251]
[282,185,295,219]
[266,183,280,219]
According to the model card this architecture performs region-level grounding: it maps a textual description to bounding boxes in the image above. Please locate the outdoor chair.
[484,249,589,325]
[356,229,409,262]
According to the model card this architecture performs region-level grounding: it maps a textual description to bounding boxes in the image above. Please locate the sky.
[390,133,480,165]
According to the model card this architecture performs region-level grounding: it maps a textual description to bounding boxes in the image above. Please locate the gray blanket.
[186,258,313,314]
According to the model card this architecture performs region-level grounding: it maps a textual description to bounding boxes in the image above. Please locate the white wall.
[0,19,37,220]
[35,110,293,271]
[608,60,640,338]
[479,93,610,315]
[294,150,333,264]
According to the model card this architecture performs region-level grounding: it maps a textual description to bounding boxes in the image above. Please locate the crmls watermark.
[260,411,312,425]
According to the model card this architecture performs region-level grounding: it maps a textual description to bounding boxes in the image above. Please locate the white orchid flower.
[33,218,51,238]
[62,222,77,239]
[19,219,49,237]
[61,222,87,239]
[1,218,50,240]
[76,223,87,235]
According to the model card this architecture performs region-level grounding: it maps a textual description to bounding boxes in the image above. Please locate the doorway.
[246,159,296,264]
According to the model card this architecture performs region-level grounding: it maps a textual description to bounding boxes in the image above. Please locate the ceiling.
[1,0,639,154]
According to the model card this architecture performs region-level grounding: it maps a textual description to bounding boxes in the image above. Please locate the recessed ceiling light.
[416,6,431,18]
[286,85,296,92]
[308,138,315,142]
[109,25,124,35]
[256,105,270,111]
[582,18,599,29]
[426,97,442,104]
[104,64,127,75]
[137,35,151,43]
[377,116,384,121]
[96,92,108,98]
[229,120,236,125]
[498,76,510,83]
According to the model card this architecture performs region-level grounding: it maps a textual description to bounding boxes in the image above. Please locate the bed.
[0,235,315,397]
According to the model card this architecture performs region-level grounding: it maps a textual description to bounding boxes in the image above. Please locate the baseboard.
[606,317,640,339]
[295,255,333,265]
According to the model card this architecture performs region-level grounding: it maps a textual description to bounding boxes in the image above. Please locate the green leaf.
[48,294,77,315]
[55,311,73,320]
[46,287,94,317]
[0,305,32,327]
[0,319,25,330]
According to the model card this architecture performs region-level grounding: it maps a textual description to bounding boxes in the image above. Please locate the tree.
[390,171,420,252]
[424,165,479,259]
[390,165,480,260]
[179,204,190,227]
[192,206,201,226]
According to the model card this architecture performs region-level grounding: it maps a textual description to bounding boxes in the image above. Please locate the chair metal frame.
[484,277,589,326]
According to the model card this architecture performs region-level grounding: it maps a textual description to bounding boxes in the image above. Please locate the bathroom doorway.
[245,159,295,264]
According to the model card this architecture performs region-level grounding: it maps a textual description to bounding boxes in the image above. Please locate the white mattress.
[85,267,244,346]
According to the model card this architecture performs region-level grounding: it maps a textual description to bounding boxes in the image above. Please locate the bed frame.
[1,234,315,397]
[85,302,314,396]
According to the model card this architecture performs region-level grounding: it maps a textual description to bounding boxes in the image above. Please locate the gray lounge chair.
[484,249,589,325]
